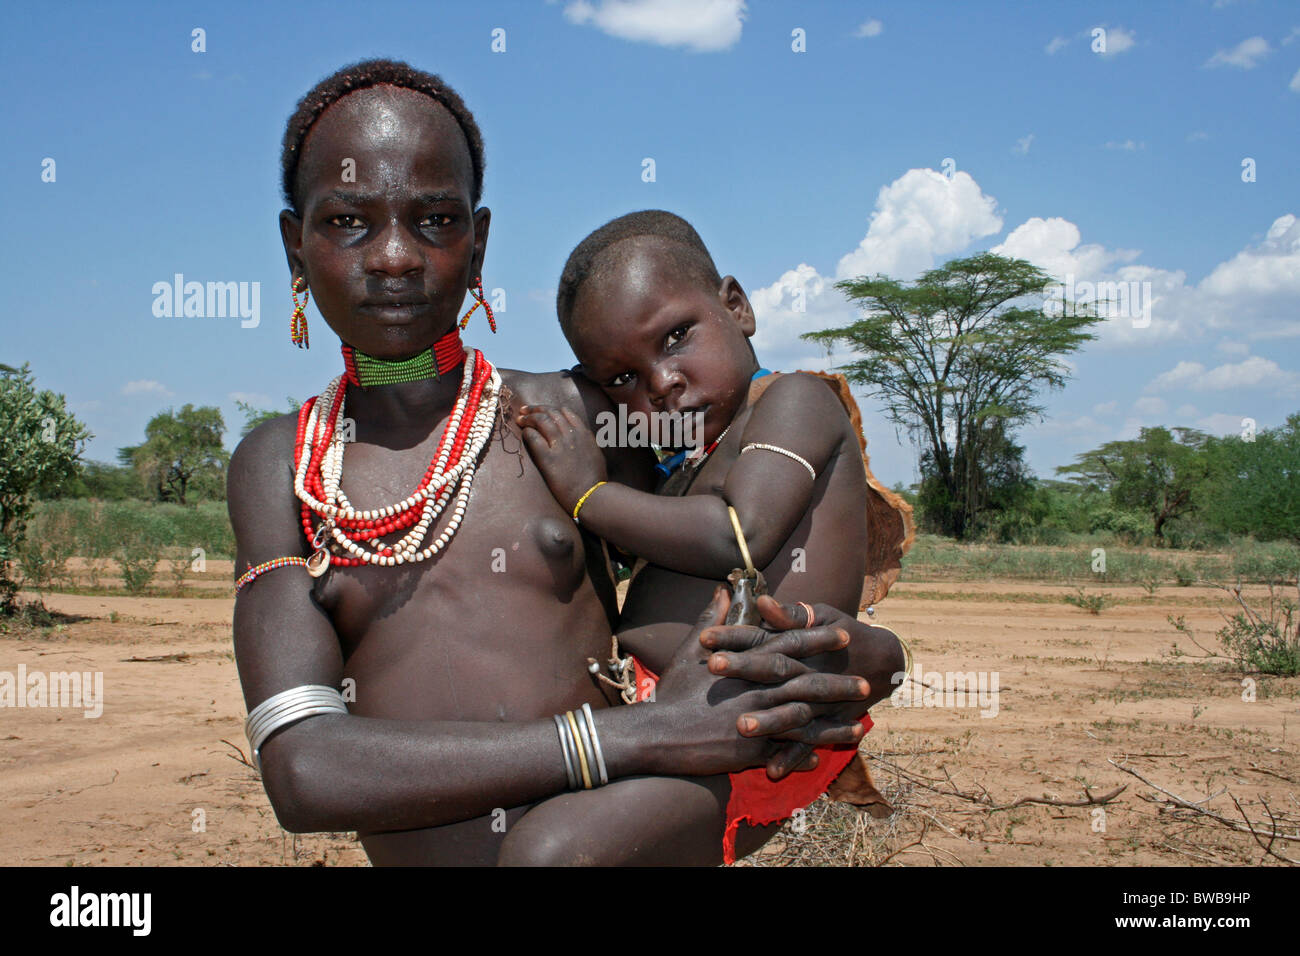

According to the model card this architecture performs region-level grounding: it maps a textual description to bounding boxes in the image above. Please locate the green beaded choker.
[340,329,466,388]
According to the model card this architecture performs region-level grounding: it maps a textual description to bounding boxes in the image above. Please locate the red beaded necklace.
[292,329,502,574]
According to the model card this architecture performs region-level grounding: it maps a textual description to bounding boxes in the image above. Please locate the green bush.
[19,499,238,592]
[1064,588,1112,614]
[1230,541,1300,586]
[99,503,170,593]
[15,505,79,591]
[1215,585,1300,676]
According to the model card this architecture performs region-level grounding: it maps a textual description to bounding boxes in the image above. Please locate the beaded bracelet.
[234,556,309,594]
[739,442,817,481]
[572,481,607,523]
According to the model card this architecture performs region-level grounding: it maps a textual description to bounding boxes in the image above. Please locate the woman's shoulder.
[499,367,590,411]
[232,410,299,463]
[228,411,300,509]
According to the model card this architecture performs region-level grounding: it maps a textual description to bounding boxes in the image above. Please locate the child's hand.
[517,404,609,513]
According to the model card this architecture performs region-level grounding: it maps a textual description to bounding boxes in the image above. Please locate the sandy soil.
[1,563,1296,866]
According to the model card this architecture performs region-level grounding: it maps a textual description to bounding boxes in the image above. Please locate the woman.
[228,59,904,865]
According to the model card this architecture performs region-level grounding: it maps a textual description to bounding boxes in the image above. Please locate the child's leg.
[497,774,780,866]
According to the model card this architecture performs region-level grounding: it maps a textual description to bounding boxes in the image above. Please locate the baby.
[519,210,912,862]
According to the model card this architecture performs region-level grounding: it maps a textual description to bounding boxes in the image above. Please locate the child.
[519,210,914,861]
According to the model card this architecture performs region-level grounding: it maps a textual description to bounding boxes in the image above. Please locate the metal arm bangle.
[554,714,579,791]
[580,702,609,786]
[244,684,348,772]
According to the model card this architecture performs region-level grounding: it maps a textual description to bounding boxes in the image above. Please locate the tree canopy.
[118,404,229,505]
[0,363,91,612]
[1057,426,1210,541]
[1199,414,1300,544]
[804,252,1102,537]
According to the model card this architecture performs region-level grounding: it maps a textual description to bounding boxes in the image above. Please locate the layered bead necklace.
[292,329,501,576]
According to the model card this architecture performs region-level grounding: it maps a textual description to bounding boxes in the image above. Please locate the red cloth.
[632,657,874,865]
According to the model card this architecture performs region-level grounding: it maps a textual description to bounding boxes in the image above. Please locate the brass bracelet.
[565,710,593,788]
[572,481,608,523]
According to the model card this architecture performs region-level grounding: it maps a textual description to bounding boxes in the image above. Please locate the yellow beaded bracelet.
[572,481,607,523]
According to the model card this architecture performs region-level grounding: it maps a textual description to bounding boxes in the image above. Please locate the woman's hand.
[517,404,608,513]
[701,595,905,780]
[646,589,871,778]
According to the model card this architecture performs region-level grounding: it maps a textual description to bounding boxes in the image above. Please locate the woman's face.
[279,85,489,358]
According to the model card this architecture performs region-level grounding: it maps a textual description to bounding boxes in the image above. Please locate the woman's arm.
[227,416,865,832]
[518,373,847,577]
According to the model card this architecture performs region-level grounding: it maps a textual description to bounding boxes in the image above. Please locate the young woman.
[228,59,903,865]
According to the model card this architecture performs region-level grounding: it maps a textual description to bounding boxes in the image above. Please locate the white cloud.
[994,211,1300,346]
[1133,396,1167,417]
[122,380,172,397]
[855,19,882,38]
[1198,214,1300,327]
[1096,25,1136,57]
[1205,36,1271,69]
[751,165,1298,377]
[1290,67,1300,93]
[1186,130,1209,142]
[1103,139,1145,151]
[1175,404,1199,420]
[1283,26,1300,46]
[1197,412,1247,435]
[1146,356,1300,394]
[993,217,1140,285]
[1092,400,1118,416]
[750,167,1003,370]
[1013,133,1035,155]
[835,168,1003,282]
[1024,414,1108,438]
[562,0,746,52]
[748,263,846,370]
[1048,25,1134,58]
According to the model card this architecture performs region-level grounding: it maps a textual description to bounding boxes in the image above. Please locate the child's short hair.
[556,210,722,340]
[280,58,486,214]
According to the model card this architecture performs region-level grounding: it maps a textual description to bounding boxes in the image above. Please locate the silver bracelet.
[739,442,816,481]
[244,684,348,772]
[553,714,579,791]
[580,702,609,786]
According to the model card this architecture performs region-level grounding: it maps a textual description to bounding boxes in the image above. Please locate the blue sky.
[4,0,1297,488]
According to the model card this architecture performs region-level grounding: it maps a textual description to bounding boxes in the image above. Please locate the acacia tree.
[804,253,1102,538]
[1056,426,1210,541]
[118,404,229,505]
[1199,414,1300,543]
[0,363,91,613]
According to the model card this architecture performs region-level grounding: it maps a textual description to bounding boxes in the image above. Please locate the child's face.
[570,238,757,448]
[279,86,488,358]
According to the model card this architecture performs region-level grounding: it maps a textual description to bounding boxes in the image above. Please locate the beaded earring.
[458,276,497,333]
[291,275,310,349]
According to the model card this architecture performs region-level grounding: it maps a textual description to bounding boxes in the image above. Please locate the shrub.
[101,503,170,594]
[15,503,79,591]
[1216,584,1300,677]
[1064,588,1112,615]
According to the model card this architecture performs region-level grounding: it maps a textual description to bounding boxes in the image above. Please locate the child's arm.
[518,373,848,578]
